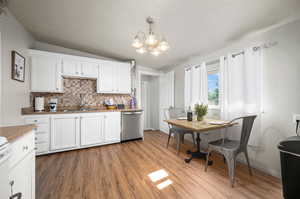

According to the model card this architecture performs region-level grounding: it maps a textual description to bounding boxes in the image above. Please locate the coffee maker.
[49,98,58,112]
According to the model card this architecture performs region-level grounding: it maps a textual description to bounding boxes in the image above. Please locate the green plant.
[194,103,208,121]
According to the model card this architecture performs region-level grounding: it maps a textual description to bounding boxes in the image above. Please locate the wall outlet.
[292,114,300,123]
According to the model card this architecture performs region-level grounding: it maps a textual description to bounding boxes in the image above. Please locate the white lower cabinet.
[104,112,121,143]
[24,112,121,155]
[80,112,121,146]
[9,131,35,199]
[80,114,105,146]
[50,115,80,151]
[24,116,50,155]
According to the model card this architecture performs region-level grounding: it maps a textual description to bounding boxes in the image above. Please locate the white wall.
[0,8,34,126]
[166,19,300,178]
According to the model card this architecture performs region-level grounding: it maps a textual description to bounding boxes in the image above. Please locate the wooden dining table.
[164,118,236,164]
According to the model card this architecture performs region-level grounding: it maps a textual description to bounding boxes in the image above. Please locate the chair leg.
[191,133,196,147]
[244,150,253,176]
[167,132,172,148]
[176,133,181,155]
[224,155,236,187]
[205,150,210,172]
[181,133,185,144]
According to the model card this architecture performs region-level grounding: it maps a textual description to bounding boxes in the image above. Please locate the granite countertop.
[0,124,36,142]
[21,107,143,115]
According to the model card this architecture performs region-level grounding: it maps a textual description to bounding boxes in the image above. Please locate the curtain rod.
[184,41,278,71]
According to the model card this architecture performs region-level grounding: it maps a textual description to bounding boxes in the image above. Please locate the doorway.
[140,74,159,131]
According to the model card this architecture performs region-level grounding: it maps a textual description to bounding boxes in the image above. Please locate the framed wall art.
[11,51,25,82]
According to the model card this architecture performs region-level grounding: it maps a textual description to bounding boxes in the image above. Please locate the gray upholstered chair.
[204,115,257,187]
[164,107,196,154]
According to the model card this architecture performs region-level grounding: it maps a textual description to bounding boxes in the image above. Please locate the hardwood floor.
[36,131,282,199]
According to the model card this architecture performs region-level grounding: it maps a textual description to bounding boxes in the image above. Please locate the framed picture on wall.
[11,51,25,82]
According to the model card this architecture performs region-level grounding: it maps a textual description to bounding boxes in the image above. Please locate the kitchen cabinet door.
[50,115,79,150]
[81,62,98,78]
[9,151,35,199]
[62,59,81,77]
[97,61,116,93]
[117,62,131,94]
[80,114,104,146]
[104,112,121,143]
[31,55,63,93]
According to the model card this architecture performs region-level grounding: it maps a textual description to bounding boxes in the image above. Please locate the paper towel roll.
[35,97,44,112]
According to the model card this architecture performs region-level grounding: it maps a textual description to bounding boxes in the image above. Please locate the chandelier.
[132,16,170,56]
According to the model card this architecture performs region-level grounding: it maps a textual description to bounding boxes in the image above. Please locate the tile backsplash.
[30,78,132,108]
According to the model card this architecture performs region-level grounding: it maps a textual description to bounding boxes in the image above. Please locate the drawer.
[36,143,49,154]
[35,133,49,144]
[10,131,35,167]
[33,124,49,134]
[25,117,49,124]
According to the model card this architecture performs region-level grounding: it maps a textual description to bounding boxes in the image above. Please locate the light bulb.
[145,34,158,46]
[136,47,147,54]
[151,48,161,56]
[158,41,169,51]
[132,37,143,49]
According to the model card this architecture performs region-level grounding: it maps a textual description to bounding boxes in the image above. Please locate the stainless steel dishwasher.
[121,111,143,142]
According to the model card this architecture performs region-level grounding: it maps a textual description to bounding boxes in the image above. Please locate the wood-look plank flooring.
[36,131,282,199]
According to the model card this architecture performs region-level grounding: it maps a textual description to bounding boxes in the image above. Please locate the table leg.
[185,133,213,165]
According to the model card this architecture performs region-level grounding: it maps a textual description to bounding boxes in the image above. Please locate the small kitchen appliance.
[49,98,58,112]
[34,97,44,112]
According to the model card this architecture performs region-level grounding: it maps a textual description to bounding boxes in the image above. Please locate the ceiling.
[8,0,300,69]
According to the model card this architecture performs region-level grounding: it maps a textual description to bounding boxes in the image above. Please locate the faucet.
[79,94,87,108]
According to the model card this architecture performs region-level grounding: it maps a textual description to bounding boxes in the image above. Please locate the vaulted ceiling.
[8,0,300,68]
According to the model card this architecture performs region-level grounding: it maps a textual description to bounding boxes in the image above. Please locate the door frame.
[0,31,2,126]
[137,70,161,108]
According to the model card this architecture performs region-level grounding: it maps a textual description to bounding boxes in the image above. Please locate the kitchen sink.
[63,108,98,112]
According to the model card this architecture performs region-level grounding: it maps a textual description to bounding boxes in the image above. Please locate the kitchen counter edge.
[0,124,36,142]
[21,108,143,115]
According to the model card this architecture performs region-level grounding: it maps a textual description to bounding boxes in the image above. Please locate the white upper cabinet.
[117,62,131,94]
[97,61,116,93]
[97,61,131,94]
[81,62,98,78]
[62,59,81,77]
[31,55,63,93]
[30,50,131,94]
[62,59,98,78]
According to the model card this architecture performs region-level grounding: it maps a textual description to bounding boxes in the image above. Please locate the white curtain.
[220,47,262,146]
[199,62,208,105]
[184,68,192,108]
[184,62,208,108]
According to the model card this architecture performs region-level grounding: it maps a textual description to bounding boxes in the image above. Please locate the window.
[184,61,220,109]
[208,73,219,105]
[207,62,220,108]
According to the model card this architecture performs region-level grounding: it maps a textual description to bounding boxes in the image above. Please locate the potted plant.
[194,103,208,121]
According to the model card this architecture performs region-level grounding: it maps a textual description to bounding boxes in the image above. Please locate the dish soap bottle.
[187,106,193,121]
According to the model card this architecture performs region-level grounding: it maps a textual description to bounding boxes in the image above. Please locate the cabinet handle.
[34,147,38,150]
[23,146,28,151]
[76,72,79,74]
[34,128,37,131]
[10,192,22,199]
[35,137,37,140]
[56,88,59,90]
[34,120,38,122]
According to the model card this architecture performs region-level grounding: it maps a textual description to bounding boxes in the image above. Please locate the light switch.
[292,114,300,123]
